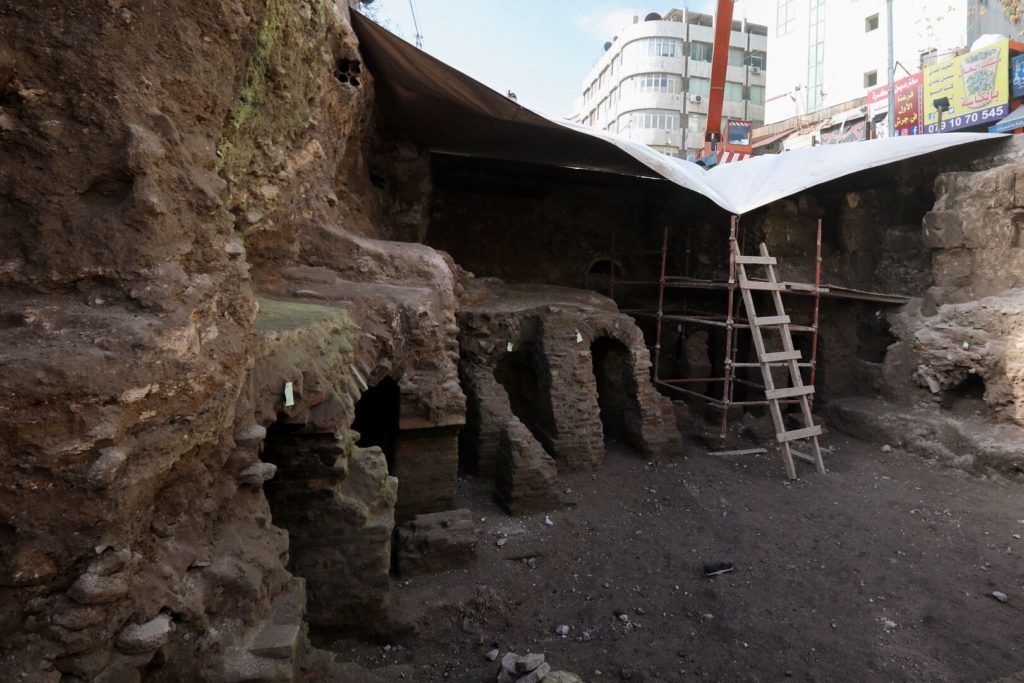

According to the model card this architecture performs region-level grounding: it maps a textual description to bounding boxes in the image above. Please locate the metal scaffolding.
[610,217,825,445]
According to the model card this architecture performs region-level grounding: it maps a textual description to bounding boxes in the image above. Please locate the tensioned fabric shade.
[351,11,1005,216]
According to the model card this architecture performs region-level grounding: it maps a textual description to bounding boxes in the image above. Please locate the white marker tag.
[284,381,295,407]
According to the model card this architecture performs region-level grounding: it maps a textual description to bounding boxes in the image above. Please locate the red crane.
[698,0,753,165]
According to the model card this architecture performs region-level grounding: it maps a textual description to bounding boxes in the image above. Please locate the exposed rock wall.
[0,1,464,679]
[829,153,1024,477]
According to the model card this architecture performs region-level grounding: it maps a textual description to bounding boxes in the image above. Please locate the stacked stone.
[495,421,560,515]
[496,652,583,683]
[262,428,396,632]
[394,509,477,576]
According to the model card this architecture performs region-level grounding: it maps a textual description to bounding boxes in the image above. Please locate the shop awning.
[989,105,1024,133]
[752,128,796,149]
[352,11,1007,216]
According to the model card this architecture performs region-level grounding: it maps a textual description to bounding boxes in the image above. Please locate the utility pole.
[886,0,896,136]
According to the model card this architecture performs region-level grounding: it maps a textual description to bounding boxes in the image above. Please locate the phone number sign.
[925,103,1008,133]
[923,38,1010,133]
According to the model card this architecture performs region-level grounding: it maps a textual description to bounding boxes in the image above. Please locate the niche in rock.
[591,336,644,451]
[494,349,557,456]
[941,372,986,415]
[351,377,400,473]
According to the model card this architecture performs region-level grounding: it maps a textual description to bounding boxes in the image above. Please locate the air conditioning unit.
[689,94,702,103]
[751,66,761,74]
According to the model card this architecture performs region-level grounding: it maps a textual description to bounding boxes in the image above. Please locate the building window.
[725,82,744,101]
[749,85,766,105]
[749,50,767,70]
[633,72,683,94]
[647,37,683,58]
[806,0,825,112]
[630,109,680,130]
[864,70,877,87]
[728,47,745,67]
[690,41,714,63]
[687,112,707,132]
[777,0,796,37]
[865,13,879,32]
[688,77,711,98]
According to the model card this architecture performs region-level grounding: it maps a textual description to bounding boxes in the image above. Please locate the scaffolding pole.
[610,216,825,448]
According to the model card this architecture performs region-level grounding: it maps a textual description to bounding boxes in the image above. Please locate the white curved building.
[573,8,767,158]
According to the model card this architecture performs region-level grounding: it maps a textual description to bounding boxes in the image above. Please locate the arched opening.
[494,349,557,456]
[351,377,400,472]
[591,337,644,451]
[584,257,625,296]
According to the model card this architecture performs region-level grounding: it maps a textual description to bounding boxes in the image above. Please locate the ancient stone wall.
[0,1,465,679]
[828,151,1024,477]
[458,281,683,485]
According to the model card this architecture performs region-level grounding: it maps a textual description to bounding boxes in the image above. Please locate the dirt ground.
[324,431,1024,683]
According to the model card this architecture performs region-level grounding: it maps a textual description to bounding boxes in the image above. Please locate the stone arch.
[493,348,558,457]
[590,336,645,452]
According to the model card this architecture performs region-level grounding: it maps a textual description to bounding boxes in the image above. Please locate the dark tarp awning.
[351,11,1006,215]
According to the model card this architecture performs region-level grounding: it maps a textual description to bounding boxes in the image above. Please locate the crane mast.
[698,0,752,165]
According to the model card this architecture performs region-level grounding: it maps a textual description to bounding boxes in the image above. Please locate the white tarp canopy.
[352,12,1006,217]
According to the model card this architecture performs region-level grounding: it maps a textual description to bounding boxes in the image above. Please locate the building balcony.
[623,127,684,149]
[722,100,747,120]
[726,64,747,84]
[688,23,715,43]
[687,59,712,79]
[618,56,688,81]
[618,91,686,113]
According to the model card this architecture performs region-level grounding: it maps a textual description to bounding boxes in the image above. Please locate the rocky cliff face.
[0,1,463,680]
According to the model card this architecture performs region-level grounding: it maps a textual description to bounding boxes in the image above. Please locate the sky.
[363,0,770,118]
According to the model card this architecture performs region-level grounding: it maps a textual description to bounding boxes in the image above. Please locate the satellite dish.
[604,41,612,51]
[644,12,662,21]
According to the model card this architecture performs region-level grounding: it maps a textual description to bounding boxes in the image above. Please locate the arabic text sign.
[924,39,1009,133]
[867,73,923,135]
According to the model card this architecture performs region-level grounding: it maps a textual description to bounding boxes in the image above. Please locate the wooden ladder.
[733,240,826,480]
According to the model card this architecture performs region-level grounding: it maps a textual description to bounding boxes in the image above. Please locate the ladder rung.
[752,315,790,326]
[763,350,802,363]
[789,449,817,464]
[730,361,813,368]
[765,385,815,400]
[735,255,777,265]
[776,425,823,442]
[789,324,816,332]
[743,281,787,291]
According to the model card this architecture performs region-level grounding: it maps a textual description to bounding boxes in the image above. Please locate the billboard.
[923,39,1010,133]
[820,116,869,144]
[1013,53,1024,99]
[867,73,923,136]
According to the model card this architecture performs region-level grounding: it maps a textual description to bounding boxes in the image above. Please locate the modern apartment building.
[765,0,968,123]
[572,8,768,158]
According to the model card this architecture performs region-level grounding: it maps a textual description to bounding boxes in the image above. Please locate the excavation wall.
[0,1,463,680]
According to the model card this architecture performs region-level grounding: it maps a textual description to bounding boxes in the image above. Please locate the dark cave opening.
[351,377,401,473]
[494,348,557,456]
[591,336,644,451]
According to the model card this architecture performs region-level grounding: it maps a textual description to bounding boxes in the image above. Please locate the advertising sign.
[923,39,1010,133]
[820,116,869,144]
[867,73,923,136]
[1013,53,1024,99]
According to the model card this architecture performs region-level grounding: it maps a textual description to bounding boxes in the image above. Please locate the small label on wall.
[575,330,583,344]
[507,342,513,352]
[283,381,295,407]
